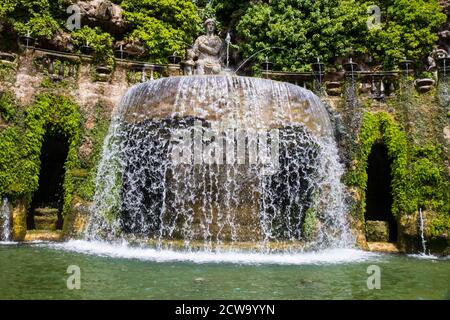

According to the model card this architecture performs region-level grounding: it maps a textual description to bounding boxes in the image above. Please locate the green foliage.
[0,0,62,40]
[0,92,81,216]
[76,102,111,201]
[121,0,201,63]
[208,0,250,28]
[13,14,60,40]
[236,0,367,72]
[302,207,316,241]
[0,126,22,198]
[345,112,410,217]
[71,26,115,66]
[410,145,449,236]
[0,90,16,121]
[346,111,449,237]
[23,94,81,216]
[235,0,445,71]
[364,0,446,69]
[0,62,17,83]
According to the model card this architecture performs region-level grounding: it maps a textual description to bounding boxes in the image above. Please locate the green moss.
[302,208,316,241]
[345,111,410,218]
[0,92,82,217]
[33,57,79,90]
[0,90,16,121]
[0,61,17,83]
[76,102,111,201]
[345,109,449,238]
[11,199,27,241]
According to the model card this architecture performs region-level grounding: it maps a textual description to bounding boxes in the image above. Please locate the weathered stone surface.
[11,198,27,241]
[34,208,58,231]
[118,39,146,58]
[367,242,400,253]
[13,51,43,105]
[444,126,450,144]
[78,0,128,35]
[47,31,74,52]
[398,213,418,237]
[62,197,90,239]
[79,137,94,162]
[348,215,369,250]
[365,220,389,242]
[24,230,62,242]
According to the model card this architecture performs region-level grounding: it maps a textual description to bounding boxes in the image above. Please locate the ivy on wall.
[345,111,409,218]
[345,110,449,238]
[0,92,81,216]
[75,101,111,202]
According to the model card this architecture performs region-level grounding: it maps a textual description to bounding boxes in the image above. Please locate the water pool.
[0,241,449,299]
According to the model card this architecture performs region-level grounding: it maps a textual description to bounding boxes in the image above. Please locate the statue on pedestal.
[191,19,224,75]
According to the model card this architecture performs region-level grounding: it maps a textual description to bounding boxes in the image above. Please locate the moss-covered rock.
[62,196,90,240]
[11,198,27,241]
[365,220,389,242]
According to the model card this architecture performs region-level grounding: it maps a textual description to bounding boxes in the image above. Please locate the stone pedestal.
[167,64,181,77]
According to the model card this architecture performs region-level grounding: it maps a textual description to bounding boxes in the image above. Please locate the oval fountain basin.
[120,75,333,138]
[88,75,351,248]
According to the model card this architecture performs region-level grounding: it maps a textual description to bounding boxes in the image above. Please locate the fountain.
[80,41,93,55]
[83,19,353,251]
[20,30,34,49]
[260,56,273,78]
[399,57,414,77]
[343,58,358,103]
[312,58,325,92]
[225,32,231,71]
[0,198,11,241]
[85,74,353,249]
[437,53,450,106]
[114,44,128,60]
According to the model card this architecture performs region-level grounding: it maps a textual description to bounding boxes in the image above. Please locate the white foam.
[407,253,441,260]
[0,241,18,245]
[44,240,380,265]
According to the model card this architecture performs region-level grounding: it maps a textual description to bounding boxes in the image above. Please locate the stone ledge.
[367,242,400,253]
[24,230,63,242]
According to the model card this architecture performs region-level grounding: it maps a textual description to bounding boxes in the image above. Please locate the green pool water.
[0,241,449,300]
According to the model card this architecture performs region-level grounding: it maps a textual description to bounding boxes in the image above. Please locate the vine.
[344,111,409,218]
[345,110,449,238]
[0,92,81,216]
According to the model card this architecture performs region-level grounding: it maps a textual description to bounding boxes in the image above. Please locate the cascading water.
[418,208,427,255]
[86,75,353,250]
[0,198,11,241]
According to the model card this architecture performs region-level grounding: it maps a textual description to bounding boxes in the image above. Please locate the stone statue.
[192,19,224,75]
[183,46,196,76]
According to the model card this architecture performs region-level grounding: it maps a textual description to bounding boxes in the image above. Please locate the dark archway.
[27,129,69,230]
[365,143,397,241]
